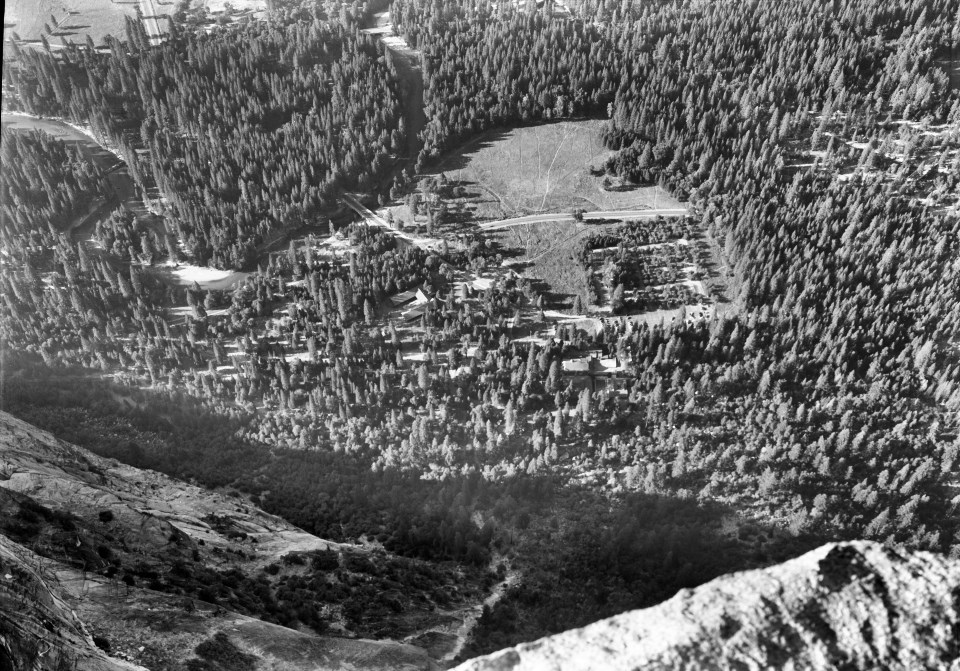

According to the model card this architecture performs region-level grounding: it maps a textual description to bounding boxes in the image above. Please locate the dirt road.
[479,208,689,230]
[138,0,166,44]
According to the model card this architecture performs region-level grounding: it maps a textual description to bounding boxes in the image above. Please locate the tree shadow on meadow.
[427,129,514,175]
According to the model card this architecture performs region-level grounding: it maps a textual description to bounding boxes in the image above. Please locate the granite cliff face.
[454,542,960,671]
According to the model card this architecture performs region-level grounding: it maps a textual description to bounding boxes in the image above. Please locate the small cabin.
[389,290,417,307]
[562,359,591,373]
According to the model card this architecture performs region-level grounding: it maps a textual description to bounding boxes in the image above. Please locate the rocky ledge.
[454,541,960,671]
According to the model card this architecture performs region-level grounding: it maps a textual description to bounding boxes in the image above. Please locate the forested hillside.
[4,3,405,268]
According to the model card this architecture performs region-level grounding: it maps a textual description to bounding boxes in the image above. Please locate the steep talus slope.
[455,542,960,671]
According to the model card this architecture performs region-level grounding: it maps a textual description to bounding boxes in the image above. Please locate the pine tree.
[572,295,584,315]
[504,399,516,435]
[417,364,430,390]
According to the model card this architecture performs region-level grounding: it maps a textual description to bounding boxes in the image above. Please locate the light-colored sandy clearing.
[162,261,250,289]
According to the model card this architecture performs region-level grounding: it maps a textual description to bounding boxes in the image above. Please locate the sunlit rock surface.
[455,541,960,671]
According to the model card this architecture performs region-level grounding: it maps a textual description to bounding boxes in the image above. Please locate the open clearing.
[430,119,684,220]
[496,220,610,310]
[3,0,171,51]
[160,261,250,290]
[496,215,719,326]
[935,44,959,93]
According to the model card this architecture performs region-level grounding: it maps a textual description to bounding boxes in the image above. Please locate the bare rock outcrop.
[0,410,348,568]
[0,534,147,671]
[454,542,960,671]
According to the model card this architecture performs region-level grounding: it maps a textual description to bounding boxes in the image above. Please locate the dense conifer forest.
[2,0,959,660]
[0,127,109,239]
[4,3,405,268]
